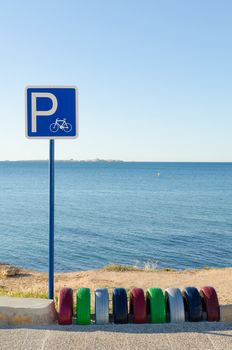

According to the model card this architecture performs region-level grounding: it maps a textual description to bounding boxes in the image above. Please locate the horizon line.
[0,159,232,163]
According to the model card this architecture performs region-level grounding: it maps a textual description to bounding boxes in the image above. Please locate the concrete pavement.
[0,322,232,350]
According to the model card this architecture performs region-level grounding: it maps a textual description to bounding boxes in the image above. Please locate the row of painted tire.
[58,286,220,325]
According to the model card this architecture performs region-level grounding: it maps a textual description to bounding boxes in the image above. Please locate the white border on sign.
[25,86,79,140]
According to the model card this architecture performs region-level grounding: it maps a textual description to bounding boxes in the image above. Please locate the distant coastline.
[0,159,125,163]
[1,160,232,163]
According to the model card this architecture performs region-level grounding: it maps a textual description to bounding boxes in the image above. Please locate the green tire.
[76,288,91,325]
[146,288,166,323]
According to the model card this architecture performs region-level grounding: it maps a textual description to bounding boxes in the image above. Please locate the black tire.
[182,287,203,322]
[113,288,128,324]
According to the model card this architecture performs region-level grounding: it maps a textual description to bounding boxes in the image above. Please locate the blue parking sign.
[25,86,78,139]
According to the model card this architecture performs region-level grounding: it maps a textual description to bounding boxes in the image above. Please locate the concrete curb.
[220,304,232,322]
[0,297,57,325]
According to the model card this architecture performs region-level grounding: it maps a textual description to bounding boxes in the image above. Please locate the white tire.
[165,288,185,323]
[95,288,109,324]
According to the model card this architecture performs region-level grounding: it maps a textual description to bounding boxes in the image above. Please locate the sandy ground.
[0,265,231,305]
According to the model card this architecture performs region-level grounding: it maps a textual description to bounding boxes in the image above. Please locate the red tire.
[200,286,220,322]
[58,288,73,325]
[129,288,146,323]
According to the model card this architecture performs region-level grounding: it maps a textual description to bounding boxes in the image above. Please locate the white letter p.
[32,93,58,132]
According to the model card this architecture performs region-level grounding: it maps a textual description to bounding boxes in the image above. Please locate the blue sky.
[0,0,231,161]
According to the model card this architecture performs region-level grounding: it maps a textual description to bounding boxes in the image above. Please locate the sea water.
[0,161,231,271]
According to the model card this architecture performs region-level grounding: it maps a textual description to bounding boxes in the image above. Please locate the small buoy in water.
[156,172,160,177]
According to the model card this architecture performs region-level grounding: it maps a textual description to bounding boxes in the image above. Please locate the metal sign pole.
[26,86,78,300]
[49,139,55,299]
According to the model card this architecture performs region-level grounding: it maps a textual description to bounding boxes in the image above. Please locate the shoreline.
[0,264,231,305]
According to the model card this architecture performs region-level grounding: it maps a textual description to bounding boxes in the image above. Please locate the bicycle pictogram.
[49,118,72,133]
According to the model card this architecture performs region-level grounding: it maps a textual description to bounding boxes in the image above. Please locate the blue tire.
[113,288,128,324]
[182,287,203,322]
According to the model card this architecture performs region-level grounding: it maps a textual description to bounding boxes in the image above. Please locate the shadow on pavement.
[1,322,232,336]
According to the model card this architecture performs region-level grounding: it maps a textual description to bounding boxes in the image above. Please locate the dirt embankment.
[0,264,231,305]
